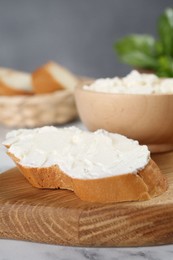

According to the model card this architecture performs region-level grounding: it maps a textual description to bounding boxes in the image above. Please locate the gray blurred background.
[0,0,172,77]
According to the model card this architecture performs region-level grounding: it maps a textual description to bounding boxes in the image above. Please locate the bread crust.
[73,160,168,202]
[0,82,33,96]
[8,153,73,190]
[32,63,64,94]
[7,152,168,203]
[32,61,78,94]
[0,68,33,96]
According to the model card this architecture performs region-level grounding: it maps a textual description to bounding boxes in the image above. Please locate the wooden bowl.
[75,86,173,153]
[0,90,77,128]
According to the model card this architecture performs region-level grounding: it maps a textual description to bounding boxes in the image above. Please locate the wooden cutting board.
[0,152,173,247]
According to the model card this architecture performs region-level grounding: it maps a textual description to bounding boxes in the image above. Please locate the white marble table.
[0,123,173,260]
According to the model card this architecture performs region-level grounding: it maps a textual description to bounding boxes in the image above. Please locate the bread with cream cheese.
[3,127,168,203]
[32,61,79,94]
[9,154,167,203]
[0,67,33,96]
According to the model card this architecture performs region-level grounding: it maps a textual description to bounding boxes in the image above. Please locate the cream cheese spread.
[3,126,150,179]
[83,70,173,94]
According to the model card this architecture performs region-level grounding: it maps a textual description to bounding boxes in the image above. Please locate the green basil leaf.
[158,8,173,56]
[118,52,157,69]
[114,35,157,69]
[157,56,173,77]
[155,40,164,56]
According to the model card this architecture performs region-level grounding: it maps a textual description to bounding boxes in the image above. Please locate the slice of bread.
[9,154,167,203]
[0,68,33,96]
[3,127,168,203]
[32,61,79,94]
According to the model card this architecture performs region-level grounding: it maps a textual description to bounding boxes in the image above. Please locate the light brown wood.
[0,152,173,247]
[75,87,173,153]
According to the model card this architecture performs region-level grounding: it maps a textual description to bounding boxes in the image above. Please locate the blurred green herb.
[114,8,173,77]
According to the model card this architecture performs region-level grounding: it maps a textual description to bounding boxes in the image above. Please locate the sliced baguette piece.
[0,67,33,96]
[32,61,79,94]
[9,154,167,203]
[3,127,168,203]
[73,159,167,202]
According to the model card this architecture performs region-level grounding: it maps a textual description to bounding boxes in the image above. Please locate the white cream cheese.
[83,70,173,94]
[3,126,150,179]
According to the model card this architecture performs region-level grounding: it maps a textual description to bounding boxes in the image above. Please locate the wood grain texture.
[0,152,173,247]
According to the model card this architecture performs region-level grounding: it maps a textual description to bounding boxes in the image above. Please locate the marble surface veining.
[0,240,173,260]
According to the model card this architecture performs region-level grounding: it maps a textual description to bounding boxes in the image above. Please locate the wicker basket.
[0,90,78,128]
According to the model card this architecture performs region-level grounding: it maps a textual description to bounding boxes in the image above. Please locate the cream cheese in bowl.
[83,70,173,94]
[75,71,173,153]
